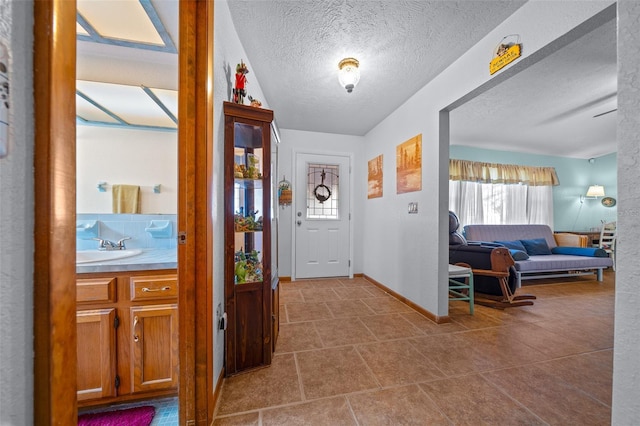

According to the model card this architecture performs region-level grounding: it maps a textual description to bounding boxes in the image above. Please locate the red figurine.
[233,60,249,104]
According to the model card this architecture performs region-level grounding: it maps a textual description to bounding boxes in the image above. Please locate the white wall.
[277,129,365,278]
[612,1,640,422]
[0,0,33,424]
[213,0,271,387]
[362,1,615,318]
[77,125,177,214]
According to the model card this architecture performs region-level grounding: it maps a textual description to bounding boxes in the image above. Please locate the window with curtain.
[449,159,558,231]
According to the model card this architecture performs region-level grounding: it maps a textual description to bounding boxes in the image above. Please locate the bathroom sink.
[76,249,143,264]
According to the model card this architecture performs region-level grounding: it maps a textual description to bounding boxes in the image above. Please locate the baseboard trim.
[212,368,225,417]
[280,273,363,282]
[363,274,451,324]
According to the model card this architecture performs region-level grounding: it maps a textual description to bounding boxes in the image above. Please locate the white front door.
[294,153,351,279]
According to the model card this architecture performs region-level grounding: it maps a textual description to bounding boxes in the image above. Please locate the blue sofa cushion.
[509,249,530,261]
[551,247,609,257]
[494,240,527,252]
[520,238,552,255]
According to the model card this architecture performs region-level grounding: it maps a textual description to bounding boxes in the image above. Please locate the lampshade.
[338,58,360,93]
[586,185,605,198]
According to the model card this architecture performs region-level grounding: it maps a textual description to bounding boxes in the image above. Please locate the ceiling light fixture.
[338,57,360,93]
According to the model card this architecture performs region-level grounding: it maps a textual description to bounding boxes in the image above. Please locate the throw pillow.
[509,249,530,261]
[520,238,552,255]
[494,240,527,252]
[551,247,609,257]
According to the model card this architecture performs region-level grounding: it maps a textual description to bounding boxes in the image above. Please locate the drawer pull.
[133,315,140,343]
[142,286,171,293]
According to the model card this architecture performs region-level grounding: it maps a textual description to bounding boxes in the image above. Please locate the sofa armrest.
[554,233,588,248]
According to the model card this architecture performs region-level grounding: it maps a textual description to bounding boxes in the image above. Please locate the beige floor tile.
[409,333,496,376]
[359,313,424,340]
[279,288,304,305]
[533,316,614,351]
[450,308,504,329]
[401,312,468,334]
[325,299,376,317]
[356,340,444,386]
[314,318,377,347]
[338,277,372,287]
[300,287,341,303]
[217,275,615,424]
[213,412,260,425]
[534,351,613,406]
[495,322,593,359]
[457,327,550,368]
[334,286,379,300]
[347,385,450,425]
[482,364,611,425]
[419,374,546,425]
[296,346,380,399]
[361,295,414,314]
[262,397,356,426]
[285,302,333,322]
[215,354,302,416]
[275,322,323,354]
[363,286,390,297]
[283,279,343,290]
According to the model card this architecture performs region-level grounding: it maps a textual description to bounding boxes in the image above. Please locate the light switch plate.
[408,202,418,214]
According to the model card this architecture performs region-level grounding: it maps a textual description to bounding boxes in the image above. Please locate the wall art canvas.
[396,134,422,194]
[367,154,383,199]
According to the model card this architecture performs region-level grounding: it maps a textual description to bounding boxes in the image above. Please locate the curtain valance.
[449,159,559,186]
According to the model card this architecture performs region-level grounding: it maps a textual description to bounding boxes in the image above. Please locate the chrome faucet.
[116,237,131,250]
[93,237,131,251]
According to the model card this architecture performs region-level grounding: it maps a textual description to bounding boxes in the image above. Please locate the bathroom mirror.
[76,0,178,214]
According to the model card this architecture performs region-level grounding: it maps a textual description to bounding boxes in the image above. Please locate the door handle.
[297,220,302,226]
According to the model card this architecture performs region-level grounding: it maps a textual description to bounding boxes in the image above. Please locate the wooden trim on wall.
[363,275,451,324]
[33,0,78,424]
[178,0,214,424]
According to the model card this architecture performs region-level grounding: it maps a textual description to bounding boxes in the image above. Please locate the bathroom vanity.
[76,251,177,407]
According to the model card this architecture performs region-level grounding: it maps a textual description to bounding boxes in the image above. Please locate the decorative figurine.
[233,60,249,104]
[248,95,262,108]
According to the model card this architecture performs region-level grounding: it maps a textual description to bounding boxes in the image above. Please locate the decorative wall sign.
[396,134,422,194]
[490,35,522,75]
[601,197,616,207]
[368,154,383,199]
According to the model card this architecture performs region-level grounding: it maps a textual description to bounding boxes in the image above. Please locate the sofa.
[462,224,613,287]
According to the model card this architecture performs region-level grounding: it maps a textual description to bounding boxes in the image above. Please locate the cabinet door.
[77,309,117,401]
[130,304,178,393]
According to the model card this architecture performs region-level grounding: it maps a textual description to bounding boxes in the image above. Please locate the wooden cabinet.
[76,308,117,401]
[224,102,276,375]
[130,304,178,393]
[76,269,178,407]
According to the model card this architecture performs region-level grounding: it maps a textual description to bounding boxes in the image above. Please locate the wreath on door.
[313,169,332,204]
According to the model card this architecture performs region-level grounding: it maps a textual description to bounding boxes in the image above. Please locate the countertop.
[76,248,177,274]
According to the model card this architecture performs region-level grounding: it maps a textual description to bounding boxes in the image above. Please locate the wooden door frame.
[33,0,214,424]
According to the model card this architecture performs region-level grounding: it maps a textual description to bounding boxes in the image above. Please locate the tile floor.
[213,272,615,425]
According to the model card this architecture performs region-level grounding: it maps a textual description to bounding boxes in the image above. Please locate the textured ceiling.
[77,0,617,159]
[227,0,527,136]
[451,18,617,159]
